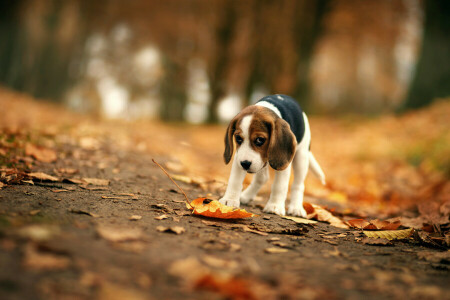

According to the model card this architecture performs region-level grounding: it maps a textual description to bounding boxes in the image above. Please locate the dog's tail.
[309,152,326,185]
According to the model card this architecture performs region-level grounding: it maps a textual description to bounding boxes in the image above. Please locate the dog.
[219,94,325,217]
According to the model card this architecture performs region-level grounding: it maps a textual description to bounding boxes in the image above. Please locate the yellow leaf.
[363,228,413,240]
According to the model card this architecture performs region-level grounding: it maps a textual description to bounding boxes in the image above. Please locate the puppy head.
[224,106,296,173]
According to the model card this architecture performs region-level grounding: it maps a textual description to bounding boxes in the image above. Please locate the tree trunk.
[402,1,450,110]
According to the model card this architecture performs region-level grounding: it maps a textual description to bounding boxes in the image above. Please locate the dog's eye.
[254,137,266,147]
[235,135,243,145]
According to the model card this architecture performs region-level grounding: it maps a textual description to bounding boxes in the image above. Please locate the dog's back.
[256,94,305,144]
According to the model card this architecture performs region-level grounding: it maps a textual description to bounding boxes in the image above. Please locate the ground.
[0,88,449,300]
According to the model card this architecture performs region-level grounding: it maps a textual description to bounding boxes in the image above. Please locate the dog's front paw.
[239,191,253,205]
[263,202,285,216]
[219,197,240,208]
[287,205,307,218]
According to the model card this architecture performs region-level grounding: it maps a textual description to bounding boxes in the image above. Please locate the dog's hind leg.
[287,148,309,218]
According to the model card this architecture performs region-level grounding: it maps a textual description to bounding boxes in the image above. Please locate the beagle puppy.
[219,94,325,217]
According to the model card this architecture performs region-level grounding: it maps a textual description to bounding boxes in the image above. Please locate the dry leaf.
[28,172,59,182]
[156,226,185,234]
[51,188,71,193]
[265,247,289,254]
[347,219,401,230]
[187,198,256,219]
[363,228,413,240]
[202,255,238,270]
[25,144,57,163]
[56,168,78,175]
[0,182,5,190]
[306,203,349,229]
[129,215,142,221]
[97,225,143,242]
[17,225,60,242]
[29,209,40,216]
[83,178,110,186]
[194,274,256,300]
[70,209,100,218]
[241,225,268,236]
[282,215,318,224]
[23,244,70,271]
[155,214,168,220]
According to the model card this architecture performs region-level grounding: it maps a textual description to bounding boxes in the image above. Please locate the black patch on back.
[257,95,305,144]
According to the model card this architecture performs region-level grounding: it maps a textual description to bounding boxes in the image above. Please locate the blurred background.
[1,0,449,123]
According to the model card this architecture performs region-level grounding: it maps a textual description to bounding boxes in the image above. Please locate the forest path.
[0,89,448,299]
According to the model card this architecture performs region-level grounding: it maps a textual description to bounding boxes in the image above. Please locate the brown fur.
[223,106,296,170]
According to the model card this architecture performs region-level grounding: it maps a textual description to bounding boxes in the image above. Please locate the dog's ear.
[223,117,238,164]
[268,118,296,170]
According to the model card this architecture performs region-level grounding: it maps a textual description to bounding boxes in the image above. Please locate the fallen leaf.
[28,172,59,182]
[347,219,371,229]
[63,178,85,185]
[155,214,168,220]
[29,209,40,216]
[347,218,401,230]
[265,247,289,254]
[271,241,291,248]
[17,225,60,242]
[51,188,70,193]
[129,215,142,221]
[101,196,129,200]
[83,178,110,186]
[194,274,256,300]
[156,226,185,234]
[187,198,256,219]
[97,281,148,300]
[25,143,57,163]
[0,182,5,189]
[282,215,318,224]
[97,225,143,242]
[363,228,413,240]
[56,168,78,175]
[22,244,70,271]
[307,203,349,229]
[152,159,255,220]
[69,209,100,218]
[202,255,238,270]
[241,225,268,236]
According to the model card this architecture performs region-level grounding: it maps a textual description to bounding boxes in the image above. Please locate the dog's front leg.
[263,164,292,215]
[219,156,247,208]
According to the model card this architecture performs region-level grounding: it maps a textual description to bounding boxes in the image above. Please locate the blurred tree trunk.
[207,1,237,123]
[403,1,450,109]
[160,59,187,121]
[293,0,329,109]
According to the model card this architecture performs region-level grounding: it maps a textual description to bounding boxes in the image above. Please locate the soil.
[0,143,449,300]
[0,90,449,300]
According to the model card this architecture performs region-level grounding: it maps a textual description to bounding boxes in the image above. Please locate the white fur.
[234,115,265,173]
[220,111,325,218]
[255,101,282,118]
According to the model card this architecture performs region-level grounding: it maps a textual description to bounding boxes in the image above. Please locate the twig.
[152,159,193,209]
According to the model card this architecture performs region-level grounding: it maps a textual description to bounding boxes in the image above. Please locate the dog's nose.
[240,160,252,170]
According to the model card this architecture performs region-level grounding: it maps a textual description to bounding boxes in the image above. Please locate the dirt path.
[0,136,448,300]
[0,89,449,299]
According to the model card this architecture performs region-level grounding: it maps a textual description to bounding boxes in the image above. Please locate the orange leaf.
[187,198,256,219]
[303,202,315,214]
[25,144,57,163]
[347,219,370,229]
